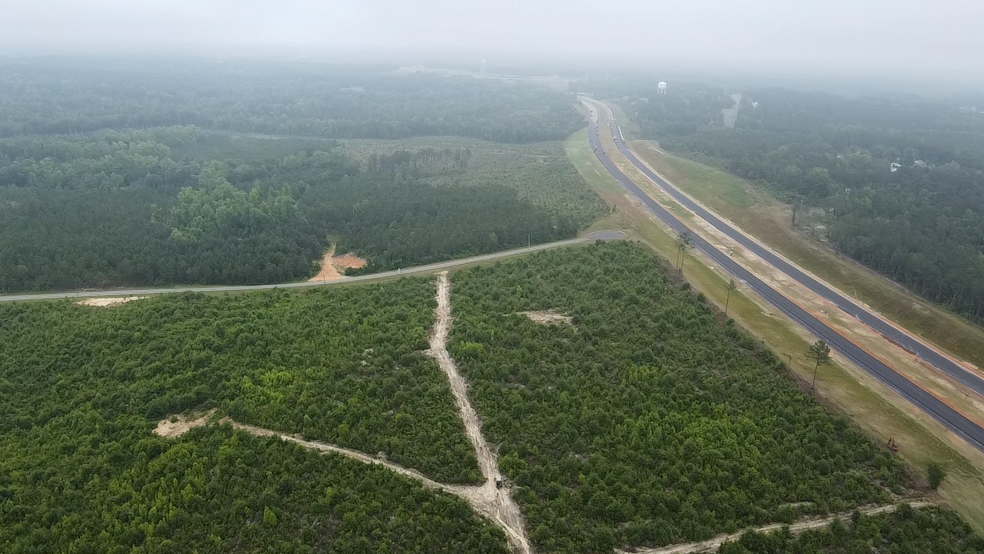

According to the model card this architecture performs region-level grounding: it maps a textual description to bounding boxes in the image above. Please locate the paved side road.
[582,100,984,453]
[0,231,623,303]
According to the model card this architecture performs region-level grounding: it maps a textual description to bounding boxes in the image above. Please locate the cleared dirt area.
[78,296,145,307]
[721,93,742,129]
[622,502,932,554]
[519,309,574,328]
[153,410,216,438]
[309,246,367,282]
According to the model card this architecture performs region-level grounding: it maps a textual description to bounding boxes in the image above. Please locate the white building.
[657,81,667,95]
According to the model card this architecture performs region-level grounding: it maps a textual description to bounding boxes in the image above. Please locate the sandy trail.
[619,502,932,554]
[426,271,531,554]
[156,271,530,553]
[220,419,469,495]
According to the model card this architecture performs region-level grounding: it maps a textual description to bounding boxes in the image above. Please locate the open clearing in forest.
[309,246,368,282]
[153,410,216,438]
[518,309,574,327]
[77,296,145,307]
[622,502,933,554]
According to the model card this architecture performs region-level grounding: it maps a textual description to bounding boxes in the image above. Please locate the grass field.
[629,142,984,377]
[564,127,984,535]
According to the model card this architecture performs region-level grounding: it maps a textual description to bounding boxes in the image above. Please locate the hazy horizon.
[3,0,983,87]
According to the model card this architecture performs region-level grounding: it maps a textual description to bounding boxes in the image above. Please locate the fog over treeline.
[2,0,984,89]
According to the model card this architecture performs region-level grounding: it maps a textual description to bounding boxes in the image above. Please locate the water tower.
[480,59,488,74]
[657,81,667,95]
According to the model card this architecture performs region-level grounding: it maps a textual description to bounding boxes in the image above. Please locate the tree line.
[0,59,583,143]
[0,127,590,293]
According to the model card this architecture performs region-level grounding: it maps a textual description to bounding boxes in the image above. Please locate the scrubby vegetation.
[0,279,481,483]
[0,276,506,552]
[718,504,984,553]
[0,424,507,554]
[449,242,914,553]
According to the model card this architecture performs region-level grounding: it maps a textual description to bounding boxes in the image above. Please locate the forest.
[448,242,953,553]
[0,125,601,293]
[0,278,508,552]
[1,242,979,552]
[616,83,984,322]
[0,59,583,143]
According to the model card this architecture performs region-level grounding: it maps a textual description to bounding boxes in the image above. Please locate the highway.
[607,118,984,400]
[584,105,984,452]
[0,232,623,303]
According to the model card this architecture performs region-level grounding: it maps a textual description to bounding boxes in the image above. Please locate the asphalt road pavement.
[0,232,623,303]
[586,111,984,452]
[611,125,984,399]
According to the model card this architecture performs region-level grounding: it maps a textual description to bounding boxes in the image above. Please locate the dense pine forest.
[613,82,984,322]
[0,60,583,143]
[0,111,602,293]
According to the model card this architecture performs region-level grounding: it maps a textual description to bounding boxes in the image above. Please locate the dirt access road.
[426,272,530,553]
[621,502,932,554]
[156,271,531,553]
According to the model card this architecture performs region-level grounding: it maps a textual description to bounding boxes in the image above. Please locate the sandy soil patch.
[153,410,216,438]
[519,310,574,328]
[78,296,145,307]
[310,246,368,282]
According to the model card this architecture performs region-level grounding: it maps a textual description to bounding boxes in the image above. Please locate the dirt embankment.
[309,246,367,282]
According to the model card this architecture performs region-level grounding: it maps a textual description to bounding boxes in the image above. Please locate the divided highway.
[585,108,984,452]
[610,121,984,399]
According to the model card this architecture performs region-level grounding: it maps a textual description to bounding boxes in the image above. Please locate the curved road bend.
[0,232,624,304]
[586,114,984,452]
[604,114,984,399]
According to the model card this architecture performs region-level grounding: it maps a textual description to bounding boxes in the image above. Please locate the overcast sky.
[3,0,983,78]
